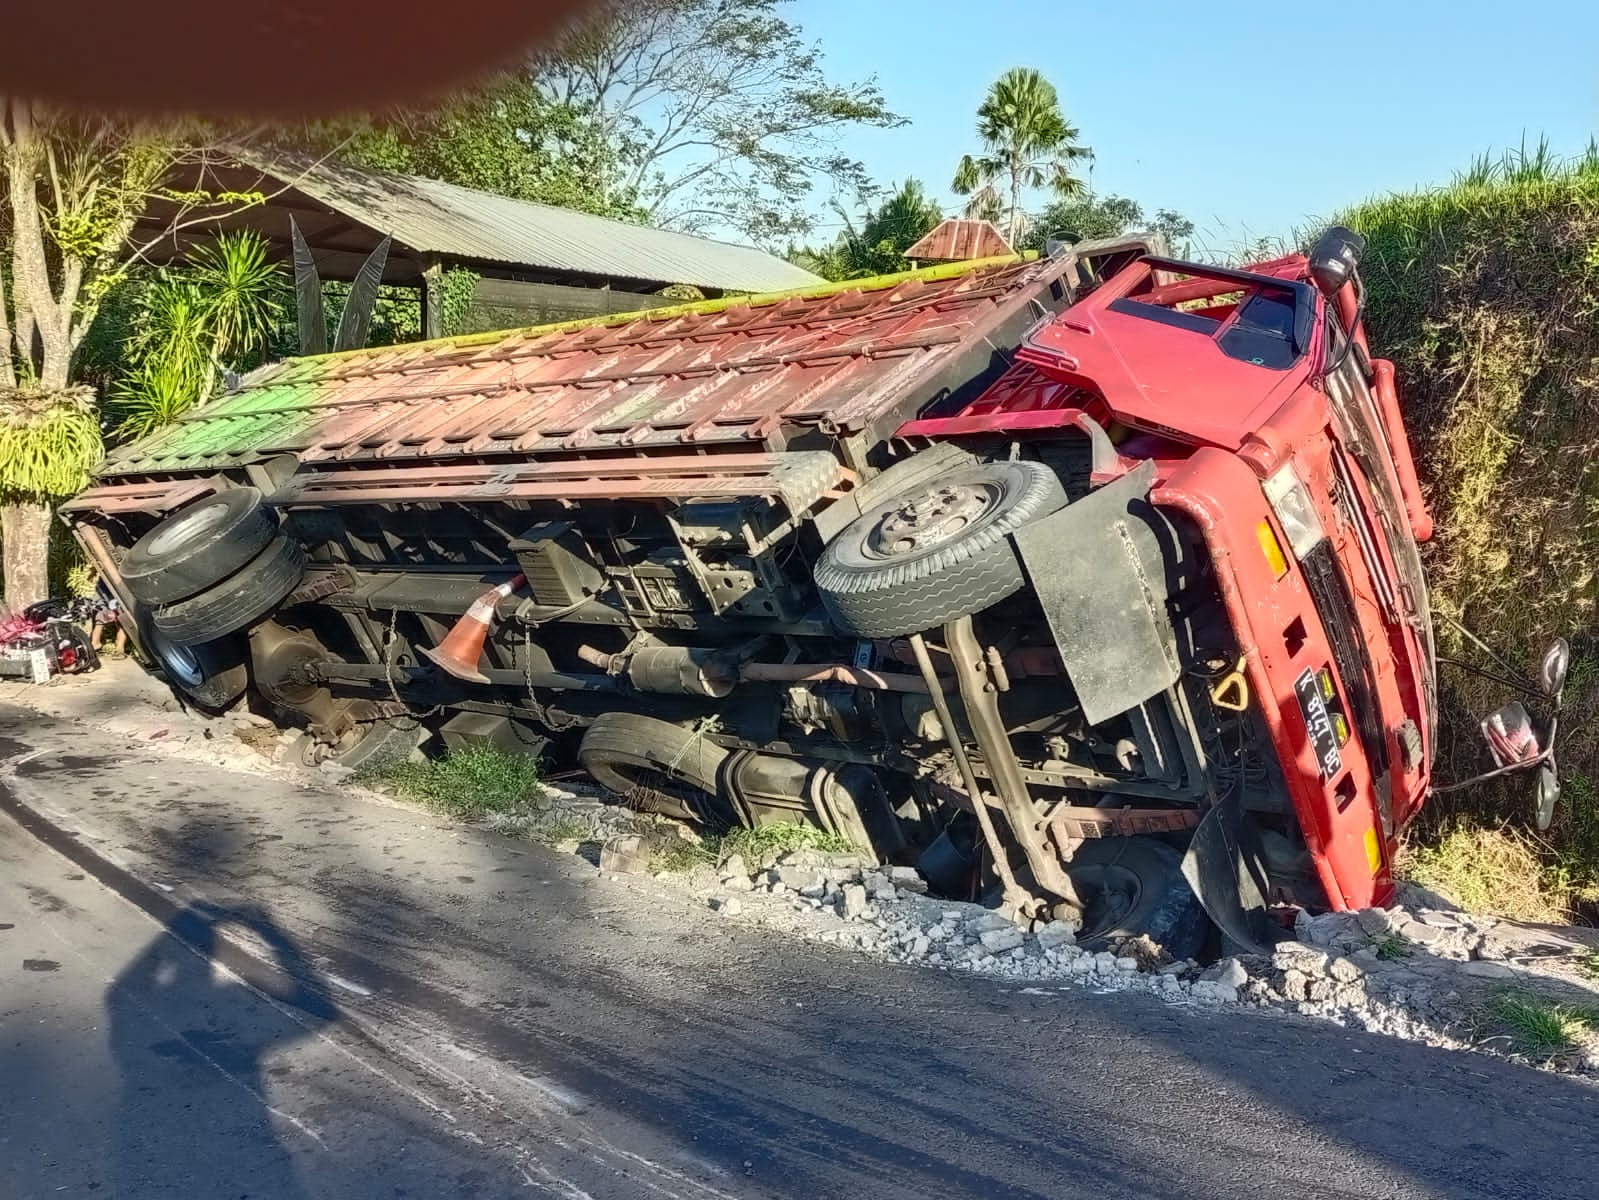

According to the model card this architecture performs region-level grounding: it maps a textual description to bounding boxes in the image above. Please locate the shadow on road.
[106,885,337,1197]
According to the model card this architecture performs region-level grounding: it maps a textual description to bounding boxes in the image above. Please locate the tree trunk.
[1009,165,1024,249]
[1,500,53,610]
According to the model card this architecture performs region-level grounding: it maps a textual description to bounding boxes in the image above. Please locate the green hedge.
[1334,147,1599,886]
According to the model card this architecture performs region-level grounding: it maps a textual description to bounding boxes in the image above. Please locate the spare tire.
[121,488,277,606]
[151,535,305,644]
[1066,837,1208,961]
[814,458,1067,638]
[578,712,730,824]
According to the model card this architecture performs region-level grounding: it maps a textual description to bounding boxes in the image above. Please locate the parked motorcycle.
[0,598,101,682]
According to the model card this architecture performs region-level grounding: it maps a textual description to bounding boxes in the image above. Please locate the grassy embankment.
[1335,145,1599,919]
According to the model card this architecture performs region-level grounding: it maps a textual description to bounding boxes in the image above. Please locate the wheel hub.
[868,482,994,558]
[156,638,203,687]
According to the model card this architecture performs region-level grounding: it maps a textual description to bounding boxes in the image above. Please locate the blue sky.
[794,0,1599,252]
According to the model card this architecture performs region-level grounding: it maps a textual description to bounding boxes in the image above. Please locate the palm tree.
[953,69,1092,248]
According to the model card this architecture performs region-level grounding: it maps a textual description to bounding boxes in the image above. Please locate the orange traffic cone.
[421,573,526,684]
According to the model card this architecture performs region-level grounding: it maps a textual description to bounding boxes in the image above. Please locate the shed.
[131,152,821,339]
[903,218,1014,265]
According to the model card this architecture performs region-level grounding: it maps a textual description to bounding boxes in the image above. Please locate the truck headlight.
[1261,465,1325,560]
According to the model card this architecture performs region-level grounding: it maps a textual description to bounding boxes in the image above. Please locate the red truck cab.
[902,232,1437,914]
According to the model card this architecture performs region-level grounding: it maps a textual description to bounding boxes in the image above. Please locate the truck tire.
[298,720,420,774]
[151,535,305,644]
[814,458,1067,638]
[1067,837,1208,961]
[142,623,249,712]
[578,712,730,824]
[120,488,277,606]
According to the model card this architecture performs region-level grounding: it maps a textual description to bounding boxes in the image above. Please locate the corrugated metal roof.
[92,256,1060,488]
[904,219,1013,263]
[237,152,822,294]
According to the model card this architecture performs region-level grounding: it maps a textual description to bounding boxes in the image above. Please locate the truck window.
[1109,265,1313,370]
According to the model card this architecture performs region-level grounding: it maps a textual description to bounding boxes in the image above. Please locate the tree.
[535,0,903,245]
[800,179,943,281]
[953,68,1091,248]
[1027,193,1143,249]
[276,75,645,221]
[0,101,249,609]
[1026,194,1196,256]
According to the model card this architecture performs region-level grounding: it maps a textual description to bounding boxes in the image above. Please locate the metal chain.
[666,713,723,773]
[382,607,443,724]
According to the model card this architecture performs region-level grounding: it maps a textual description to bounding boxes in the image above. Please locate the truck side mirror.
[1538,638,1571,698]
[1308,226,1366,295]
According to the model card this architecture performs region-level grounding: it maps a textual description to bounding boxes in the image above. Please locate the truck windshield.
[1322,318,1438,740]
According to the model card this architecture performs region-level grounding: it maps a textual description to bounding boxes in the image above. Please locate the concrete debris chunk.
[1035,921,1077,951]
[1327,956,1364,984]
[979,928,1025,953]
[1459,960,1515,979]
[1202,957,1248,990]
[1190,980,1237,1005]
[1395,919,1446,946]
[1355,907,1393,936]
[599,834,655,874]
[1273,942,1331,976]
[970,913,1015,933]
[863,871,895,901]
[838,883,867,921]
[888,866,928,893]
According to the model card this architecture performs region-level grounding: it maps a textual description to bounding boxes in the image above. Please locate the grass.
[650,821,859,874]
[1397,822,1573,924]
[1479,989,1599,1062]
[367,744,615,847]
[376,743,543,819]
[1333,144,1599,910]
[1372,933,1413,961]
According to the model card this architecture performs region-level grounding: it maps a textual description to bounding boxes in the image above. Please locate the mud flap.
[1180,793,1273,954]
[1012,459,1182,725]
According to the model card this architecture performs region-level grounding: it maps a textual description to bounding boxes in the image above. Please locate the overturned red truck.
[68,230,1490,952]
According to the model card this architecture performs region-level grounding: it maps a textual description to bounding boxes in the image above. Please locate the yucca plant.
[110,230,286,439]
[188,230,284,358]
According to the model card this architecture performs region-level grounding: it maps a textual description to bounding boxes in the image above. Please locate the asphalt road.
[2,702,1596,1200]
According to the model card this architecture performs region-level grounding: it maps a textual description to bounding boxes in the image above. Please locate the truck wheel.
[151,536,305,644]
[120,487,277,606]
[814,459,1067,638]
[142,624,249,712]
[299,720,420,774]
[578,712,730,824]
[1066,837,1208,961]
